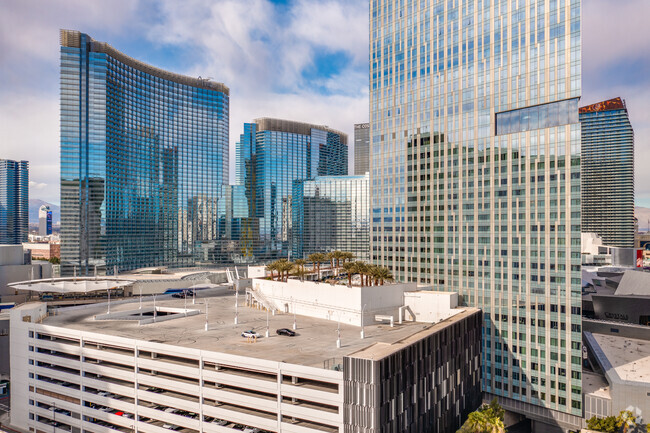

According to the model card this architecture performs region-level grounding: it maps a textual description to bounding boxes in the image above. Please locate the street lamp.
[360,304,367,339]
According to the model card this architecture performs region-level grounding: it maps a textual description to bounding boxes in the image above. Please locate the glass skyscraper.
[0,159,29,245]
[292,174,370,261]
[60,30,229,275]
[235,118,348,260]
[354,123,370,175]
[370,0,582,429]
[580,97,634,248]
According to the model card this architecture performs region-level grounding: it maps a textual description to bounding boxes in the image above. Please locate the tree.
[354,261,369,287]
[277,260,293,281]
[49,256,61,264]
[617,410,638,433]
[586,416,618,433]
[342,251,355,264]
[375,266,394,285]
[308,253,326,276]
[294,259,307,281]
[326,252,336,270]
[292,263,308,282]
[342,262,356,286]
[266,261,279,280]
[457,399,505,433]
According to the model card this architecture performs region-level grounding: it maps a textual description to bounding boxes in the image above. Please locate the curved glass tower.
[60,30,229,275]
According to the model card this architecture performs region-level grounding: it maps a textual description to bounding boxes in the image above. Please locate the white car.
[243,428,260,433]
[241,330,260,338]
[212,419,228,426]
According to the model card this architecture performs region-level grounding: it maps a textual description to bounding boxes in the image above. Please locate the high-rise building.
[292,174,370,261]
[38,205,52,237]
[0,159,29,245]
[59,30,229,275]
[235,118,347,260]
[370,0,583,429]
[580,97,634,248]
[353,123,370,175]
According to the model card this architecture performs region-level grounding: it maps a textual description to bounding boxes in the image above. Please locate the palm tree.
[375,266,394,285]
[354,261,368,287]
[294,259,307,281]
[266,261,279,280]
[342,262,356,286]
[457,399,505,433]
[292,263,308,282]
[326,252,336,271]
[308,253,326,276]
[342,251,355,264]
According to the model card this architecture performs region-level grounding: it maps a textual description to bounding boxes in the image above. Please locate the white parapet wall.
[252,278,418,326]
[404,291,460,323]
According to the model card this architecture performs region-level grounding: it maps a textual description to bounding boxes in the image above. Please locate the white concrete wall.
[0,245,24,266]
[9,305,344,433]
[253,278,417,326]
[10,303,47,430]
[404,291,459,323]
[247,265,266,278]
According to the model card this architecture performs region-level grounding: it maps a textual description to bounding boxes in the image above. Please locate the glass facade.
[292,174,370,260]
[354,123,370,175]
[580,97,634,248]
[235,118,348,261]
[370,0,583,424]
[0,159,29,245]
[60,30,229,275]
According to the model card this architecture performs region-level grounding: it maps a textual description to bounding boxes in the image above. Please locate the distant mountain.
[29,199,61,226]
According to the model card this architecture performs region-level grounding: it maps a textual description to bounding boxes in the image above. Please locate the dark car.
[276,328,296,337]
[172,289,194,299]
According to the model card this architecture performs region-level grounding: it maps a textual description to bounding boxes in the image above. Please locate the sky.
[1,0,648,207]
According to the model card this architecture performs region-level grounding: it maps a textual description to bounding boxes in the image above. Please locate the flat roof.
[589,333,650,385]
[39,291,476,368]
[349,307,479,360]
[582,370,611,400]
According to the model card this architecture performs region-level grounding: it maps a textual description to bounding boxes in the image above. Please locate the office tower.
[0,159,29,245]
[370,0,582,429]
[38,205,52,237]
[235,118,347,260]
[60,30,229,275]
[292,174,370,261]
[580,97,634,248]
[354,123,370,174]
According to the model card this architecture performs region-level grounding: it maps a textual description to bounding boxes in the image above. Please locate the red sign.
[637,249,643,267]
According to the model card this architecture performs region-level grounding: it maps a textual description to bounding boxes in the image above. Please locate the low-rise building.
[9,281,481,433]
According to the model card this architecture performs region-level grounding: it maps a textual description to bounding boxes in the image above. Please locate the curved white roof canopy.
[9,277,134,294]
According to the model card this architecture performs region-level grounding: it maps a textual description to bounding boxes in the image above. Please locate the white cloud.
[29,181,47,190]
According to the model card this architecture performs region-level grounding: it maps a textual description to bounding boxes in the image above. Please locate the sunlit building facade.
[580,97,634,248]
[235,118,347,261]
[0,159,29,245]
[292,174,370,261]
[60,30,229,275]
[370,0,583,429]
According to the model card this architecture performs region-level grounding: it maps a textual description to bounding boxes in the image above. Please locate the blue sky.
[1,0,649,208]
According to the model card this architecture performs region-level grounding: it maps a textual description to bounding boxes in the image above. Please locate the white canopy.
[188,283,222,289]
[9,277,134,294]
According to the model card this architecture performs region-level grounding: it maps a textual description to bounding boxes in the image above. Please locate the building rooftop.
[40,290,477,368]
[582,370,611,400]
[588,333,650,384]
[253,118,348,145]
[348,307,479,360]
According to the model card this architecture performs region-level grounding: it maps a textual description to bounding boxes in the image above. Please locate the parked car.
[276,328,295,337]
[243,428,260,433]
[172,289,194,299]
[241,330,260,338]
[212,419,228,426]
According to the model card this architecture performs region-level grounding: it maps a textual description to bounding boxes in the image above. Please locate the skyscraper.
[235,118,347,260]
[0,159,29,245]
[38,205,52,237]
[292,174,370,261]
[60,30,229,275]
[370,0,583,429]
[580,97,634,248]
[354,123,370,174]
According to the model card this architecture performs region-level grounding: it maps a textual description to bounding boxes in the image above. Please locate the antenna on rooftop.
[205,300,209,331]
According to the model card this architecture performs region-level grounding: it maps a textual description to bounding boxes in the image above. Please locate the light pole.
[139,287,142,310]
[360,304,367,339]
[234,283,239,325]
[153,295,157,322]
[336,318,341,348]
[205,300,209,331]
[291,296,296,330]
[265,308,270,338]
